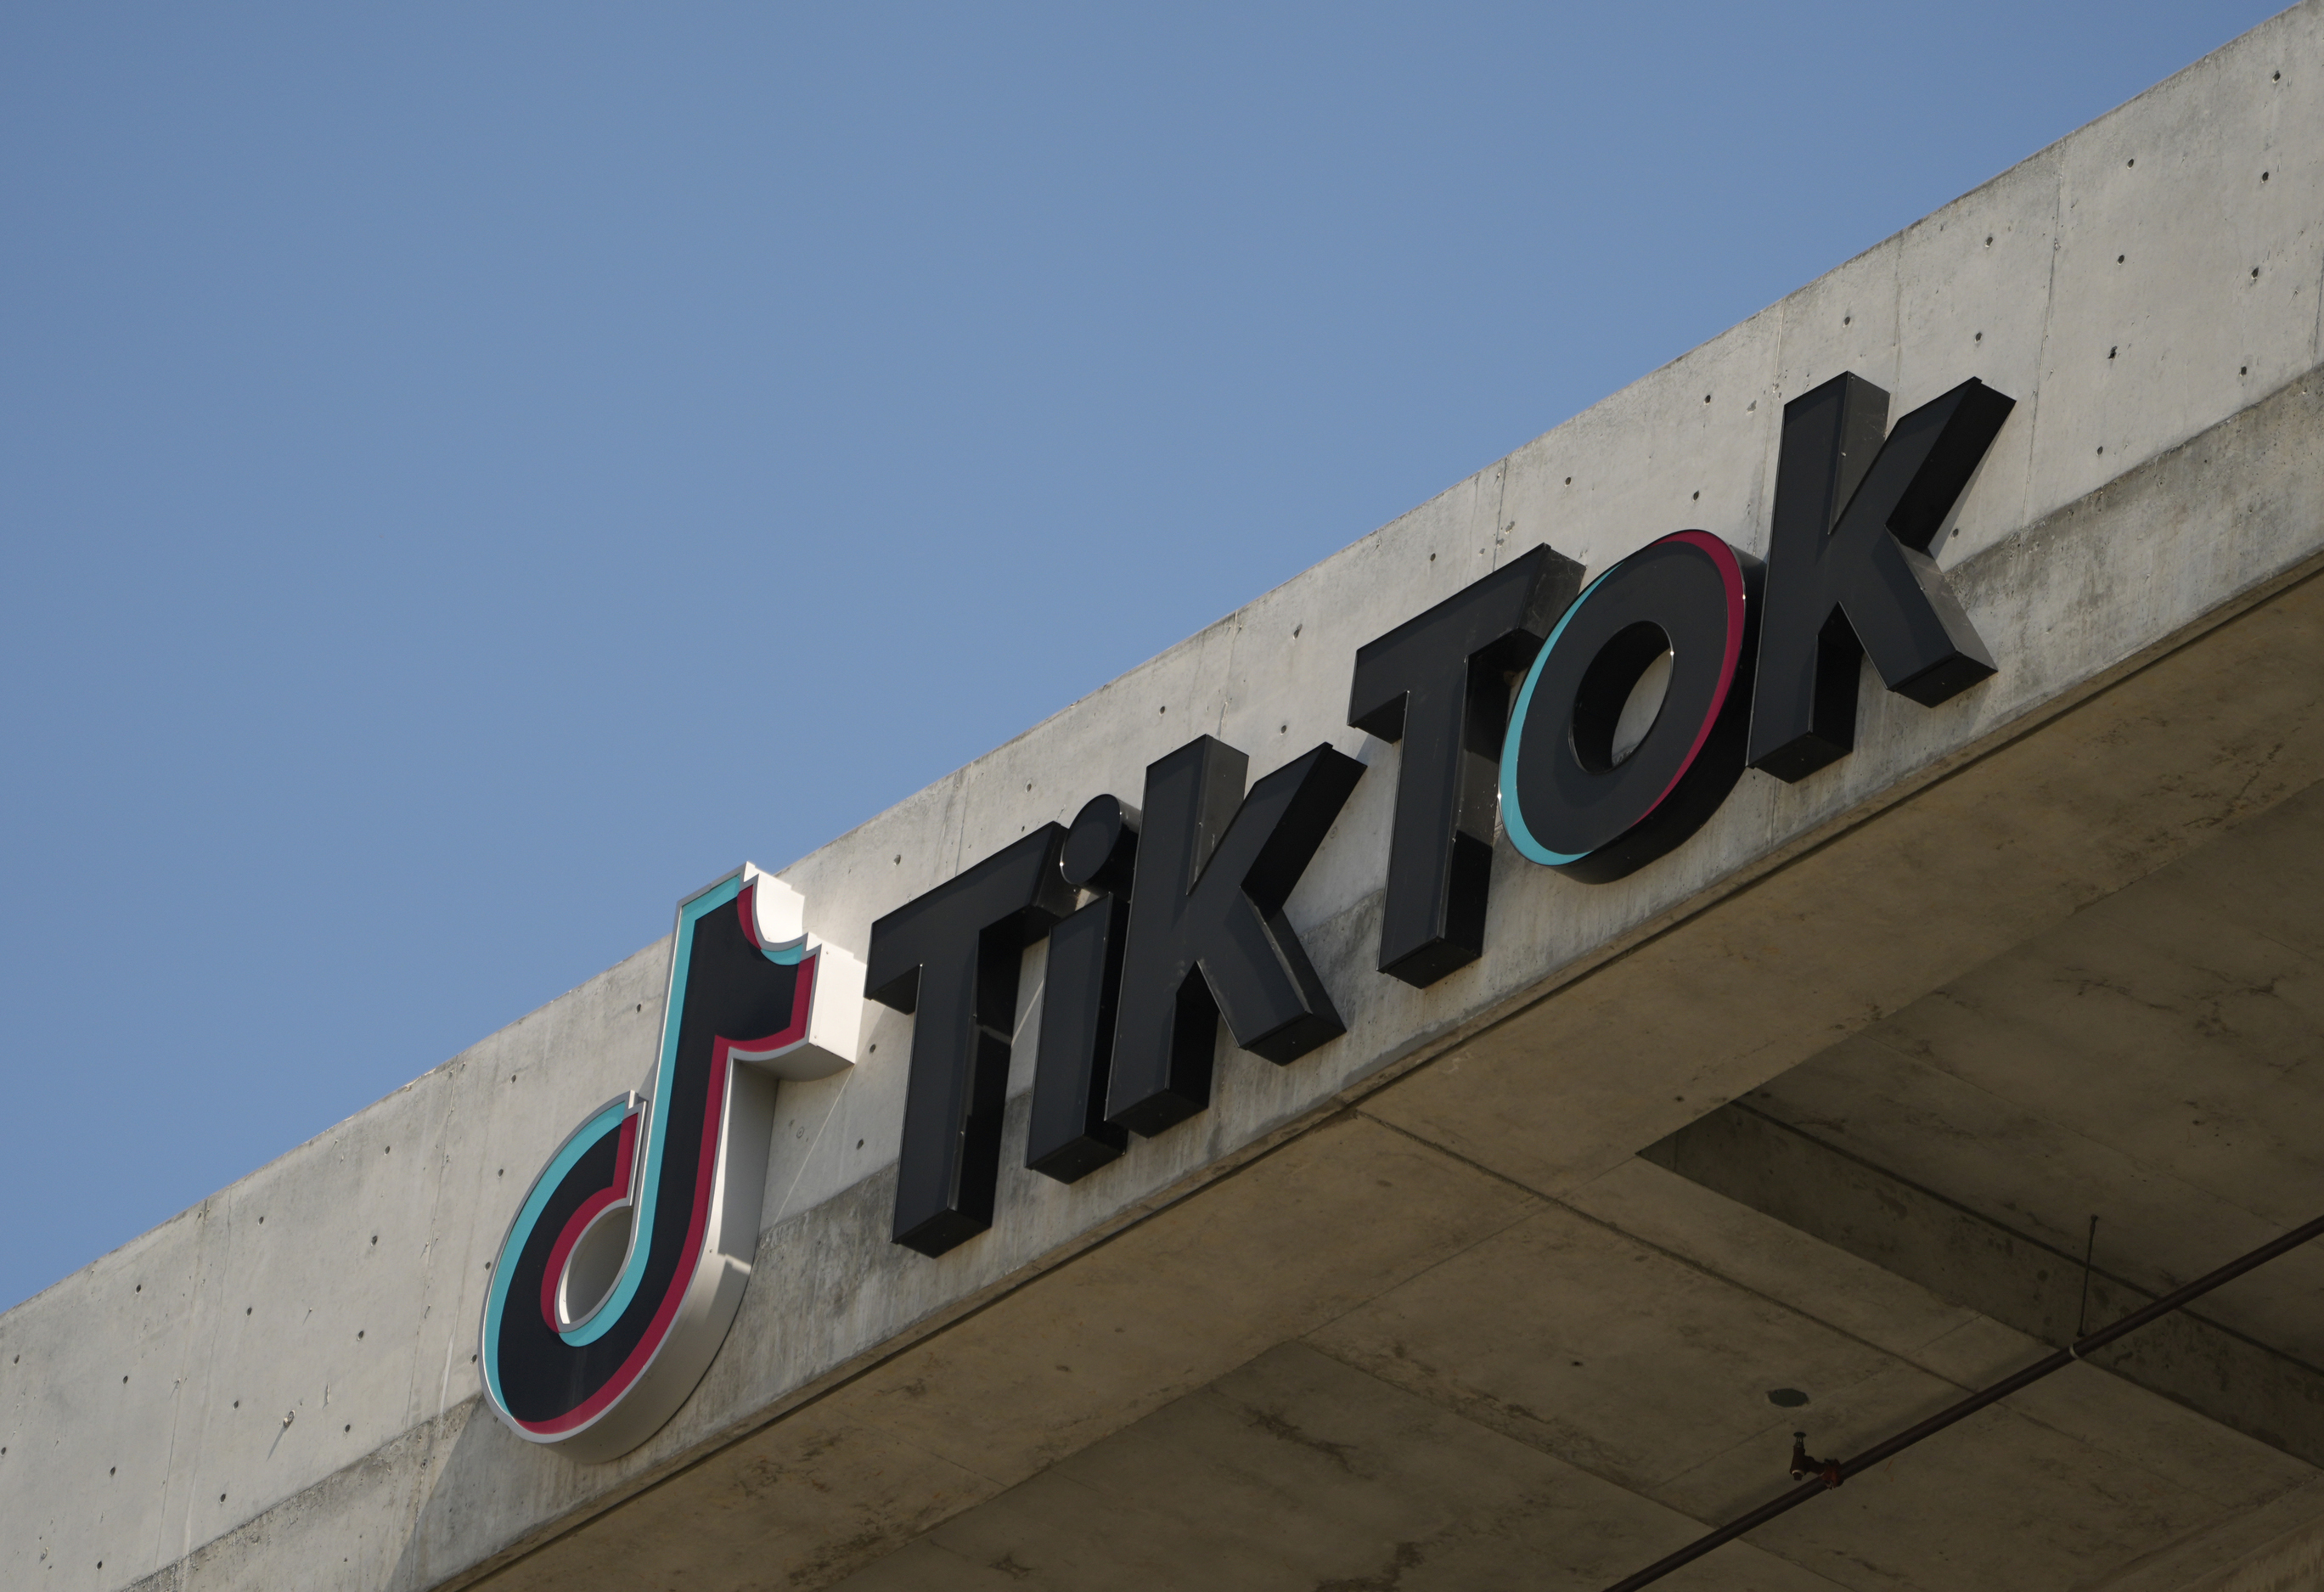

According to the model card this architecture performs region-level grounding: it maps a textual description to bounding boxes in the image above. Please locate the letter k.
[1105,737,1364,1138]
[1748,372,2015,782]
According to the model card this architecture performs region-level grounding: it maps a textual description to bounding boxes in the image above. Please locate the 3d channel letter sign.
[479,865,861,1461]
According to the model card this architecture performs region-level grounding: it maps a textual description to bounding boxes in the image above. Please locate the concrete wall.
[4,3,2321,1586]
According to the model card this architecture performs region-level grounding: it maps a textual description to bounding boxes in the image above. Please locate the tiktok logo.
[471,369,2019,1465]
[479,866,861,1461]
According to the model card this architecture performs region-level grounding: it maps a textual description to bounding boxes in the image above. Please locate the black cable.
[2076,1214,2100,1338]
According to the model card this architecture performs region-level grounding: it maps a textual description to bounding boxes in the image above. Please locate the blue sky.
[0,2,2285,1312]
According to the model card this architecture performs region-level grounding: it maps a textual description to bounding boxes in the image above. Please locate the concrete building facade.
[10,6,2324,1588]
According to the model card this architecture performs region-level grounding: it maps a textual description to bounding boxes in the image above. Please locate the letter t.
[1348,546,1581,986]
[867,827,1075,1257]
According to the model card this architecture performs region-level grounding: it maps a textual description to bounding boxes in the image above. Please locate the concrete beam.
[812,1155,2319,1591]
[1642,1103,2324,1466]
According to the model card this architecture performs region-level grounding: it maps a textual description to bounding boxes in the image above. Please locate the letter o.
[1500,531,1762,883]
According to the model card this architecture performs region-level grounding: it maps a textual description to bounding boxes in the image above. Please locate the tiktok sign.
[483,370,2013,1461]
[869,370,2014,1257]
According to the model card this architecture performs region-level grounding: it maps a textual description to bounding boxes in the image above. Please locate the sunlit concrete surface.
[8,3,2324,1589]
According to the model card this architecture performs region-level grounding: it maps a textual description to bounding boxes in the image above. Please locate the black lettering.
[1748,373,2016,782]
[1500,532,1760,882]
[866,826,1073,1257]
[1105,738,1364,1137]
[1026,795,1138,1184]
[1347,546,1583,986]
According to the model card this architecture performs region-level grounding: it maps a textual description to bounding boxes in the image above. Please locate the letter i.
[1026,795,1138,1182]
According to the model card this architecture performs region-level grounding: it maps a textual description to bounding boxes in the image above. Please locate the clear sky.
[0,2,2287,1313]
